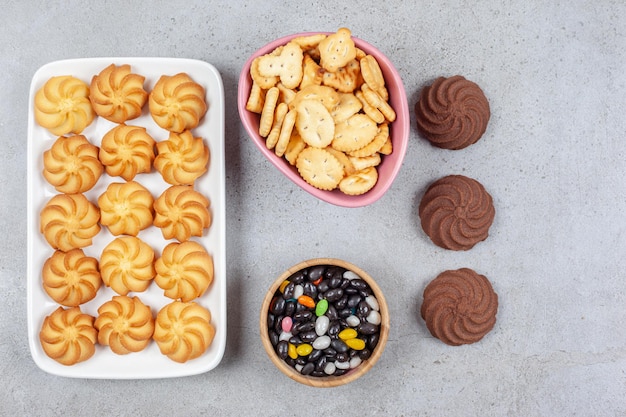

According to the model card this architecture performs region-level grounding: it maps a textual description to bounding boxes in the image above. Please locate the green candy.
[315,299,329,317]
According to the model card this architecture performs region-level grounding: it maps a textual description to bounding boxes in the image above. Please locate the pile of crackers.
[245,28,396,195]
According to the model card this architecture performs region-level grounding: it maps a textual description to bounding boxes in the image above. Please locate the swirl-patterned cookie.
[100,236,156,295]
[39,306,97,365]
[419,175,495,251]
[42,135,103,193]
[34,75,95,136]
[40,193,101,251]
[97,181,154,236]
[42,249,101,307]
[153,301,215,363]
[414,75,490,150]
[95,295,155,355]
[421,268,498,346]
[99,124,156,181]
[153,185,211,242]
[148,73,207,133]
[154,130,210,185]
[89,64,148,123]
[155,241,214,302]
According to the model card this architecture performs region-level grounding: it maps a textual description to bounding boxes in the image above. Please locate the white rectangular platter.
[26,57,226,379]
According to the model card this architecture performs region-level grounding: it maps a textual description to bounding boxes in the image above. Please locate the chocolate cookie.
[421,268,498,346]
[414,75,490,150]
[419,175,495,251]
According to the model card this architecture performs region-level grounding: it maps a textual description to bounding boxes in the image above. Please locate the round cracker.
[296,147,344,191]
[339,166,378,195]
[331,113,378,152]
[295,99,335,148]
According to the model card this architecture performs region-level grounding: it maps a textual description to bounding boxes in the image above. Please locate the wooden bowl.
[259,258,389,387]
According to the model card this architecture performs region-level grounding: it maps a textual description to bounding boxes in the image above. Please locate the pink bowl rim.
[238,32,410,208]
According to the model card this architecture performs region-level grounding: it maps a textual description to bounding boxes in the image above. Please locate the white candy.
[312,335,331,350]
[293,284,304,299]
[335,361,350,370]
[365,295,379,311]
[346,314,360,327]
[349,357,362,369]
[295,364,303,372]
[343,270,360,280]
[279,331,292,342]
[324,362,336,375]
[315,315,330,336]
[366,310,381,325]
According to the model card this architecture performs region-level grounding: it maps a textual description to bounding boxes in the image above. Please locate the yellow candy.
[345,338,366,351]
[296,343,313,357]
[338,328,358,341]
[288,343,298,359]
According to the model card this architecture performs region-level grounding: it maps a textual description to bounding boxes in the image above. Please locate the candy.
[315,299,329,316]
[315,315,330,336]
[267,264,382,378]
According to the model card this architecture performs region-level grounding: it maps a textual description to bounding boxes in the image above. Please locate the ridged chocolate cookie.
[414,75,490,150]
[421,268,498,346]
[419,175,495,251]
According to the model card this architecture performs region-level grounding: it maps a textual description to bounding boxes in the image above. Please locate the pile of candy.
[266,264,382,377]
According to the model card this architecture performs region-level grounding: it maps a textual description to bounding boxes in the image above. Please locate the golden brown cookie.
[34,75,95,136]
[95,295,155,355]
[42,135,103,193]
[149,73,207,133]
[42,249,101,307]
[419,175,495,251]
[40,193,101,251]
[39,306,97,365]
[99,124,156,181]
[153,301,215,363]
[415,75,490,150]
[155,241,214,302]
[154,130,210,185]
[153,185,211,242]
[97,181,154,237]
[89,64,148,123]
[421,268,498,346]
[100,236,155,295]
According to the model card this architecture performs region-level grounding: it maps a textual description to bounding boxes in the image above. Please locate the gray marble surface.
[2,1,625,416]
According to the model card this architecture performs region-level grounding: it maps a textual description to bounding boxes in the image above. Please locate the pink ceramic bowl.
[237,32,410,208]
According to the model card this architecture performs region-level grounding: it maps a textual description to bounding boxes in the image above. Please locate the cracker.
[339,166,378,195]
[266,102,288,150]
[322,59,361,93]
[259,87,279,137]
[325,146,356,176]
[330,93,362,124]
[331,113,378,152]
[245,82,265,114]
[362,83,396,122]
[355,90,385,124]
[251,56,279,89]
[284,131,306,165]
[292,34,327,51]
[276,82,297,106]
[348,122,389,157]
[360,55,385,92]
[296,147,344,191]
[295,99,335,148]
[300,54,324,89]
[290,85,340,112]
[319,28,357,73]
[256,41,304,89]
[378,135,393,155]
[275,109,296,157]
[348,153,381,171]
